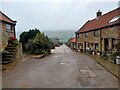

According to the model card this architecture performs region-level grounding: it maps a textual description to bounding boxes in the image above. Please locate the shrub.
[8,37,19,45]
[110,51,120,61]
[101,51,108,60]
[34,49,48,55]
[19,28,55,54]
[109,42,120,63]
[25,40,35,54]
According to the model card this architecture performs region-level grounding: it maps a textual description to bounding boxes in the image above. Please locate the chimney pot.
[96,10,102,17]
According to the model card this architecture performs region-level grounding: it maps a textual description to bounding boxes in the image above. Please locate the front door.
[104,38,109,51]
[84,42,86,51]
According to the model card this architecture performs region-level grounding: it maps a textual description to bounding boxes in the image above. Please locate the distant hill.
[44,30,75,43]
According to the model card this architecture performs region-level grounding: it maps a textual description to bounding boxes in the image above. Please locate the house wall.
[70,42,76,49]
[77,30,101,51]
[0,21,15,51]
[118,25,120,40]
[0,21,2,51]
[101,26,119,52]
[76,25,119,52]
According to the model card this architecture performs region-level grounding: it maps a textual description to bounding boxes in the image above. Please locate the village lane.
[3,45,118,88]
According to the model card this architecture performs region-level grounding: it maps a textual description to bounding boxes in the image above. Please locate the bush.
[110,51,120,61]
[34,49,48,55]
[88,50,93,54]
[109,42,120,63]
[19,28,54,54]
[101,51,108,60]
[8,37,19,45]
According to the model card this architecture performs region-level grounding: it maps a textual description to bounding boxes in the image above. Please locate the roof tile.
[76,7,120,33]
[0,11,16,24]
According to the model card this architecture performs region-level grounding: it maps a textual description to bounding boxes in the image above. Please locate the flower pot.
[116,56,120,64]
[92,52,95,55]
[97,52,100,55]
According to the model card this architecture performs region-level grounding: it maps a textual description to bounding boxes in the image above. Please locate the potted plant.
[97,51,100,55]
[110,51,120,64]
[92,51,95,55]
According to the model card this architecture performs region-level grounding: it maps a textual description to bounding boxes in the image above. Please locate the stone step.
[5,47,16,50]
[2,61,9,64]
[2,51,13,56]
[7,44,17,47]
[3,54,12,58]
[2,60,12,64]
[2,57,11,61]
[2,44,17,64]
[6,50,15,52]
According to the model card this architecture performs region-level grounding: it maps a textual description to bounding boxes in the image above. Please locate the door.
[104,38,109,51]
[84,42,86,50]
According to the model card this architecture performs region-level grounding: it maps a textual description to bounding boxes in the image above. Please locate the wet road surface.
[3,45,119,88]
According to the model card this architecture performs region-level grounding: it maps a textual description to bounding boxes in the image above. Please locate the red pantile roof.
[0,11,16,24]
[70,37,76,43]
[76,7,120,33]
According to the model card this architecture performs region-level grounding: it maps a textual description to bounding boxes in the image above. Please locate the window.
[94,30,99,36]
[112,38,115,48]
[109,16,120,23]
[79,34,81,37]
[95,43,99,50]
[6,24,11,30]
[88,42,90,47]
[85,33,88,37]
[77,34,79,38]
[77,34,81,38]
[78,43,81,48]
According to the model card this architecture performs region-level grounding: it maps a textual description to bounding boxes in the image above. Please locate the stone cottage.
[68,37,76,50]
[0,11,17,51]
[0,11,22,64]
[76,7,120,53]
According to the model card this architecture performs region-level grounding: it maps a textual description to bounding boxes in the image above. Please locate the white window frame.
[6,24,11,30]
[85,32,88,37]
[94,30,99,36]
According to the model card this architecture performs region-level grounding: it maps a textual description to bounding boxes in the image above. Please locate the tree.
[19,28,40,51]
[33,32,48,50]
[19,28,55,54]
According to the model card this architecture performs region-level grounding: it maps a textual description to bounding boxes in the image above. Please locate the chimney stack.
[96,10,102,17]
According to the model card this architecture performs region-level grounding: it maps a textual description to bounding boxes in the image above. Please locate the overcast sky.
[0,0,119,37]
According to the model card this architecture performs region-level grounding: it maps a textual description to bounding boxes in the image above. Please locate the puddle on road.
[59,62,67,65]
[59,60,78,65]
[80,69,97,78]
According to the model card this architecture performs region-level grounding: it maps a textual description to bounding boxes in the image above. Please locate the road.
[3,45,118,88]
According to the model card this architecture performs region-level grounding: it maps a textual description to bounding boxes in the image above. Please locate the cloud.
[1,0,119,2]
[1,1,118,39]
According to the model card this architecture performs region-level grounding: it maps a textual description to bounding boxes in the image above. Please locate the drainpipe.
[75,32,77,51]
[100,29,102,53]
[13,21,17,38]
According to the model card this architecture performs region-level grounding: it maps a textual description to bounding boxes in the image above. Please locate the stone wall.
[77,30,101,51]
[16,43,23,60]
[76,25,119,52]
[101,26,119,52]
[0,22,15,51]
